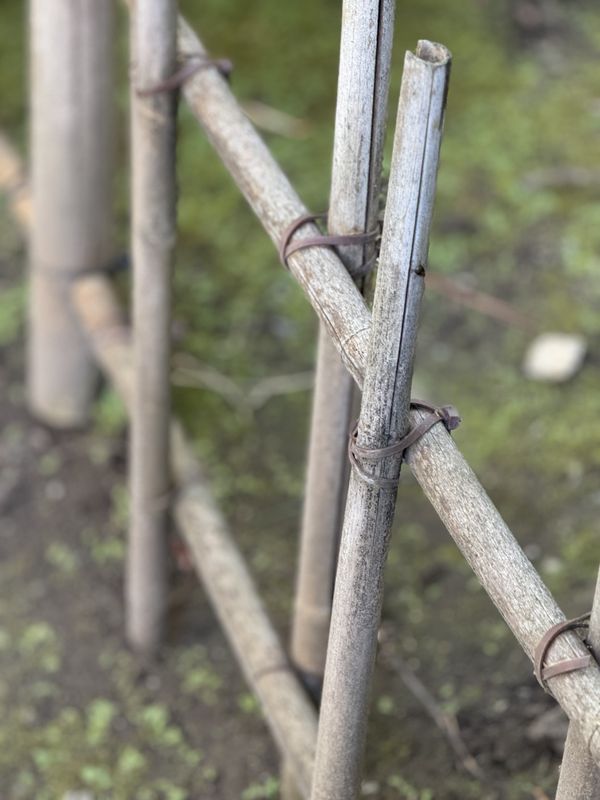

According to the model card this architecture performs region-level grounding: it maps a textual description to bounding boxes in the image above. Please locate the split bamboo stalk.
[290,0,395,696]
[28,0,114,427]
[309,42,451,800]
[127,0,178,654]
[71,275,317,798]
[555,572,600,799]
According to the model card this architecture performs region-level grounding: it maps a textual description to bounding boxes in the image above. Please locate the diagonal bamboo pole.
[290,0,395,699]
[127,0,178,653]
[405,415,600,764]
[175,17,371,386]
[28,0,114,427]
[555,574,600,799]
[309,41,452,800]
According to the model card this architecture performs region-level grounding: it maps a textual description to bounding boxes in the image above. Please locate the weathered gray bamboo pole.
[71,275,317,797]
[310,42,451,800]
[555,573,600,799]
[290,0,395,696]
[127,0,177,653]
[176,18,371,386]
[282,11,396,800]
[28,0,114,427]
[405,414,600,763]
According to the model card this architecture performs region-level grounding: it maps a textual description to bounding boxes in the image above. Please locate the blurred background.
[1,0,600,797]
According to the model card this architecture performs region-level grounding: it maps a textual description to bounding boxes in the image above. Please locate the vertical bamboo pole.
[28,0,114,427]
[283,7,394,796]
[555,573,600,799]
[127,0,177,653]
[310,41,451,800]
[289,0,395,699]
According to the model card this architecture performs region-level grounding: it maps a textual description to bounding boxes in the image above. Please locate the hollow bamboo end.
[415,39,452,66]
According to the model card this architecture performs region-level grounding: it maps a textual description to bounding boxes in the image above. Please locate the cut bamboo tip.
[415,40,452,65]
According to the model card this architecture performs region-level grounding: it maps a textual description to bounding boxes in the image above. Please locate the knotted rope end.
[348,400,461,490]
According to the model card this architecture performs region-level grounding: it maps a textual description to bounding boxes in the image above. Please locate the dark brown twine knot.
[348,400,461,490]
[137,54,233,98]
[279,213,379,279]
[533,613,593,695]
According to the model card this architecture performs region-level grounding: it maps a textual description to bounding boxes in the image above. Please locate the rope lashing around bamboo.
[137,54,233,97]
[348,401,461,490]
[534,613,593,693]
[279,213,380,279]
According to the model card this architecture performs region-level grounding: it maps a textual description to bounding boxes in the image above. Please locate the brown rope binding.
[137,55,233,97]
[534,612,592,694]
[279,213,379,278]
[348,400,461,490]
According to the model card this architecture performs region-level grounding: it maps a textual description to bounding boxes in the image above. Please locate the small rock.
[523,332,587,382]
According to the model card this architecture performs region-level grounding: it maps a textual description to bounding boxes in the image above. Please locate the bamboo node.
[534,613,594,695]
[348,400,461,490]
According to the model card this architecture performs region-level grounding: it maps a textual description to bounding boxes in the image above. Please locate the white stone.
[523,333,586,382]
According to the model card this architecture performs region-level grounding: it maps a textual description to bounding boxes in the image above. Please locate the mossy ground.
[1,0,600,797]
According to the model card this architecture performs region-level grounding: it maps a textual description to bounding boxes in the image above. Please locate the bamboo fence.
[12,1,600,797]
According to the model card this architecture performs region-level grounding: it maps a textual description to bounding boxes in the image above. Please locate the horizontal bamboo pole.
[71,275,317,798]
[169,18,600,760]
